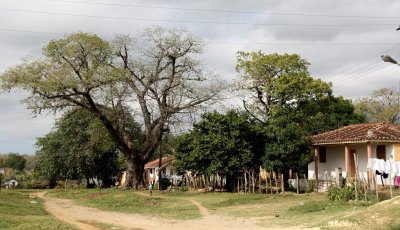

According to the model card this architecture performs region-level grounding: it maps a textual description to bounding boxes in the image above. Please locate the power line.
[334,61,383,85]
[0,27,398,47]
[325,46,400,84]
[327,60,379,85]
[208,41,399,46]
[0,28,62,36]
[333,62,386,87]
[0,7,398,27]
[49,0,400,19]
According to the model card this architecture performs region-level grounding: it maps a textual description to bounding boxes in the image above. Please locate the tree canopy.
[1,27,225,188]
[236,51,331,124]
[174,110,265,191]
[236,51,365,174]
[35,108,130,188]
[355,87,400,124]
[4,153,26,172]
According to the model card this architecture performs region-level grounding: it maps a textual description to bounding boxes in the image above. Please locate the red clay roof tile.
[311,123,400,145]
[144,156,174,168]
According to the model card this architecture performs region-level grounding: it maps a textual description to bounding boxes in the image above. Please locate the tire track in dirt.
[188,199,209,218]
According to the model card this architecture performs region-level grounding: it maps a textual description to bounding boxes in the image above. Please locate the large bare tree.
[1,27,225,188]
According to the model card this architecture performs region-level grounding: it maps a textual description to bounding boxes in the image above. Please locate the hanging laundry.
[379,159,386,173]
[395,176,400,186]
[396,163,400,177]
[385,160,394,174]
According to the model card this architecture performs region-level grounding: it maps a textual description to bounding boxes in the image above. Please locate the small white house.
[5,179,18,188]
[308,123,400,184]
[144,156,182,186]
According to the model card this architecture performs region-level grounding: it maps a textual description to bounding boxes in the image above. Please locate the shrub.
[180,185,189,192]
[305,180,317,193]
[328,184,366,202]
[159,178,171,190]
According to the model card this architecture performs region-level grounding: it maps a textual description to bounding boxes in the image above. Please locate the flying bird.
[397,25,400,31]
[381,55,400,66]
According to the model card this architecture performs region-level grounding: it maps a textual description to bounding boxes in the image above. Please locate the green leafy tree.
[35,109,130,188]
[236,51,365,174]
[4,153,26,172]
[301,96,366,135]
[1,27,225,188]
[236,51,332,124]
[355,87,400,124]
[174,110,265,191]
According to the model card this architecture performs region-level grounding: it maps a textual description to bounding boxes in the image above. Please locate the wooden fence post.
[374,172,378,200]
[269,172,273,194]
[252,171,255,193]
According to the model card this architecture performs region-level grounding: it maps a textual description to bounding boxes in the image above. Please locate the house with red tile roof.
[308,123,400,184]
[144,156,182,186]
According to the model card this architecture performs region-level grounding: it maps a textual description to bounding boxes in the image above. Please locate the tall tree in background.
[4,153,26,172]
[355,87,400,124]
[1,27,225,188]
[236,51,365,174]
[35,109,128,188]
[235,51,328,124]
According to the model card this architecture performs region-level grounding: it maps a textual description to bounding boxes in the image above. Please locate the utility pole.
[157,132,163,190]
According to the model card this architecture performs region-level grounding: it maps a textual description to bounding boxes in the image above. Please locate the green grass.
[82,221,123,230]
[48,188,400,229]
[47,188,201,220]
[161,191,373,228]
[4,188,399,229]
[0,189,75,230]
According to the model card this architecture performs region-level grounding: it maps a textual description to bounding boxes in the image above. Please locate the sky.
[1,0,400,154]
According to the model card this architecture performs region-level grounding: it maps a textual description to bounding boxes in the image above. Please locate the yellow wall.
[394,144,400,161]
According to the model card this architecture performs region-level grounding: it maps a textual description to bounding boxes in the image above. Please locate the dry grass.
[0,189,75,230]
[47,187,400,229]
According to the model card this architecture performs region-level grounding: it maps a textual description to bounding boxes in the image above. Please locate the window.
[377,145,386,160]
[319,147,326,163]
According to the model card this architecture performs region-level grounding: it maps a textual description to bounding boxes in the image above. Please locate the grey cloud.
[1,0,400,154]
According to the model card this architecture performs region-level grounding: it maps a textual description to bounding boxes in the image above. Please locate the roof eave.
[311,139,400,146]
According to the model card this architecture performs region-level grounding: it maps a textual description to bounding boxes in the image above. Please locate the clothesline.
[366,158,400,176]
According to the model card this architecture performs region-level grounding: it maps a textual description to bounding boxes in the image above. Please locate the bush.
[180,185,189,192]
[328,184,366,202]
[159,178,171,190]
[305,180,317,193]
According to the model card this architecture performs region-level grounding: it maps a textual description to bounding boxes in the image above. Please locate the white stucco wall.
[308,143,395,184]
[165,165,173,175]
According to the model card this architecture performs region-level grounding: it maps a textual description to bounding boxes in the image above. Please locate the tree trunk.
[225,173,235,192]
[124,156,145,189]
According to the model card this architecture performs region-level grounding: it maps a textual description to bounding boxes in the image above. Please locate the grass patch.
[289,200,329,213]
[0,189,75,230]
[82,221,124,230]
[47,188,200,220]
[386,224,400,230]
[47,188,400,229]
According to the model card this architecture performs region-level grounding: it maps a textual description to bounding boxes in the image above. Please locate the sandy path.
[35,192,278,230]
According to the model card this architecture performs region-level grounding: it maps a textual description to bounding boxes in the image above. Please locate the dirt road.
[35,192,281,230]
